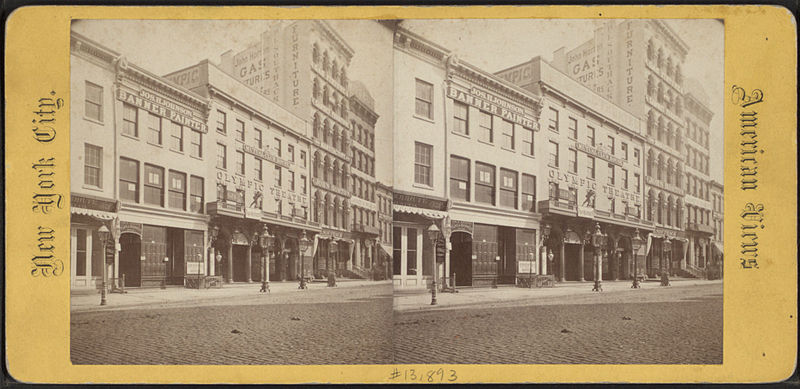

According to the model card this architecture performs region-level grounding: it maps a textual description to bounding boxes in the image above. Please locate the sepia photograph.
[69,17,724,365]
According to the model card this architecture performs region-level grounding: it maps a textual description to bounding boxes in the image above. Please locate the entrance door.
[119,233,141,287]
[564,244,581,281]
[232,245,249,282]
[450,232,472,286]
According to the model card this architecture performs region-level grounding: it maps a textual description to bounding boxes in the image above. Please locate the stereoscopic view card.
[4,5,797,384]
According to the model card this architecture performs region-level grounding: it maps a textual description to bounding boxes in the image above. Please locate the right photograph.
[390,18,724,364]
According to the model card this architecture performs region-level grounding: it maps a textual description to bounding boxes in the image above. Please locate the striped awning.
[393,204,448,219]
[71,206,116,220]
[713,242,724,255]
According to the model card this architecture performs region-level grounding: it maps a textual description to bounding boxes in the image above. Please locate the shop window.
[406,228,418,275]
[122,103,137,137]
[393,226,402,275]
[414,79,433,120]
[475,162,495,205]
[499,169,518,209]
[190,176,204,213]
[84,143,102,188]
[189,130,202,158]
[449,155,470,202]
[522,127,534,156]
[119,157,139,202]
[500,120,514,149]
[144,164,164,207]
[568,117,578,139]
[146,113,162,145]
[521,174,536,212]
[75,229,87,276]
[170,122,183,152]
[84,81,103,122]
[235,119,245,142]
[168,170,187,210]
[414,142,432,186]
[217,143,226,169]
[453,101,469,135]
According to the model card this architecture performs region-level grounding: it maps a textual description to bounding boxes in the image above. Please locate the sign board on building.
[393,192,448,212]
[447,86,537,129]
[578,206,595,219]
[120,221,143,237]
[242,144,291,169]
[450,220,474,236]
[186,262,205,275]
[269,186,307,205]
[116,88,208,133]
[574,141,626,166]
[164,64,208,92]
[517,261,536,274]
[216,170,265,192]
[548,169,641,205]
[497,63,535,86]
[71,194,118,213]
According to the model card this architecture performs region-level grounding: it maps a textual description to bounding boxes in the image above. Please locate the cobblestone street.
[71,283,393,365]
[393,282,722,364]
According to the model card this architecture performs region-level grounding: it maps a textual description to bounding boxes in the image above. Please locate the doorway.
[564,244,582,281]
[232,245,249,282]
[450,232,472,286]
[119,233,141,287]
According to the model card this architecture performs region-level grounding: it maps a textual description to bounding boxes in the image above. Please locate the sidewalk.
[71,279,391,313]
[393,278,723,312]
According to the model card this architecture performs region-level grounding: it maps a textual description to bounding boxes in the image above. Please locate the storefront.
[70,194,119,290]
[392,192,449,289]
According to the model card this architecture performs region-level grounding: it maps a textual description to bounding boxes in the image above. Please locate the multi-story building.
[165,60,317,284]
[376,182,394,280]
[548,20,705,278]
[70,32,212,289]
[219,21,372,280]
[710,180,724,279]
[392,27,543,288]
[497,57,649,283]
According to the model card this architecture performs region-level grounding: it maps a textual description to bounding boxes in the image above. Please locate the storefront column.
[613,251,619,281]
[209,247,216,276]
[559,240,566,282]
[579,242,585,281]
[246,244,253,283]
[226,242,233,283]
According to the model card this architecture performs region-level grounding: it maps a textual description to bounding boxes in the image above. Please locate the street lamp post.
[631,228,643,289]
[259,226,274,293]
[661,236,672,286]
[97,224,110,306]
[328,240,338,287]
[426,223,440,305]
[591,223,603,292]
[298,230,310,289]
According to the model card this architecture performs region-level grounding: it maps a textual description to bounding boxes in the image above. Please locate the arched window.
[657,47,664,69]
[657,82,664,103]
[675,65,683,84]
[657,116,665,142]
[340,67,348,88]
[313,78,320,100]
[657,154,664,181]
[312,43,320,64]
[647,111,655,136]
[667,122,674,148]
[331,60,339,81]
[313,114,320,139]
[647,39,655,61]
[647,75,655,97]
[666,159,674,185]
[323,119,330,144]
[340,100,348,119]
[657,193,664,224]
[323,85,329,106]
[332,161,339,186]
[340,167,347,189]
[666,57,674,77]
[332,125,339,149]
[313,192,320,223]
[322,51,329,74]
[313,152,320,178]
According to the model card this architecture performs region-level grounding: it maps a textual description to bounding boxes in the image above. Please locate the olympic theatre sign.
[447,85,537,129]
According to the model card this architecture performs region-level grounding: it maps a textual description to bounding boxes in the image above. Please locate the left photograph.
[69,19,396,365]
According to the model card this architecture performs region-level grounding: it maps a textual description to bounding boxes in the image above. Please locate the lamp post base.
[100,282,107,305]
[592,280,603,292]
[431,281,438,305]
[631,277,641,289]
[298,278,307,289]
[260,280,270,293]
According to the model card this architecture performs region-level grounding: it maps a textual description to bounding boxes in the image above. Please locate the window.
[216,143,227,169]
[250,128,262,149]
[84,81,103,122]
[288,145,295,162]
[548,141,559,167]
[274,138,282,157]
[479,111,493,143]
[255,159,263,181]
[146,114,162,145]
[622,168,629,189]
[587,156,596,179]
[587,126,596,146]
[216,110,226,133]
[235,119,245,141]
[449,155,470,202]
[414,142,432,186]
[499,169,518,209]
[300,150,307,167]
[170,122,183,152]
[84,144,102,188]
[190,176,204,213]
[300,175,307,194]
[415,79,433,119]
[288,171,295,191]
[475,162,495,205]
[621,142,628,160]
[453,101,469,134]
[568,117,578,139]
[122,103,137,137]
[75,229,87,276]
[568,149,578,173]
[608,163,615,185]
[500,120,514,149]
[634,148,641,166]
[274,166,282,187]
[548,107,559,132]
[521,174,536,212]
[235,151,245,175]
[144,164,164,207]
[406,228,418,275]
[521,127,534,156]
[168,171,187,210]
[607,136,615,155]
[393,226,402,275]
[187,130,202,158]
[119,158,139,202]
